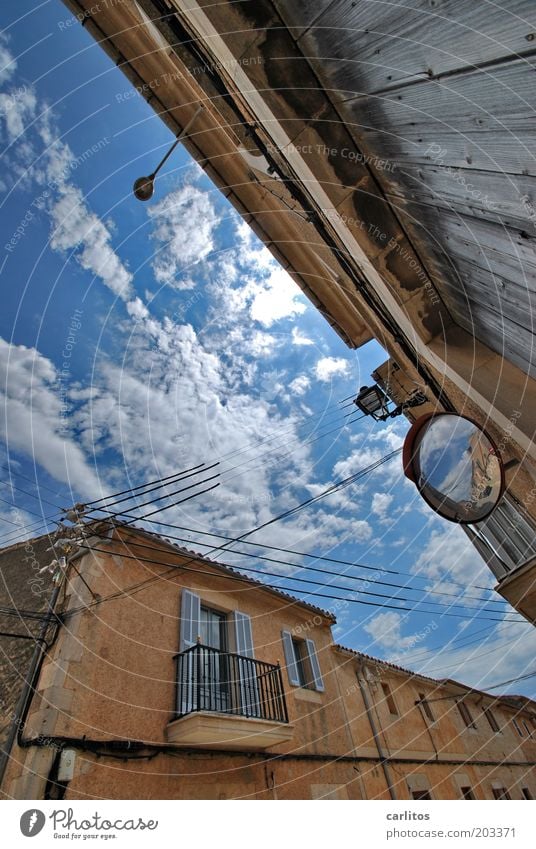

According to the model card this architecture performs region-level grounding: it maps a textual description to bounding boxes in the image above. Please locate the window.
[412,790,432,800]
[512,718,524,737]
[418,692,434,722]
[523,720,532,737]
[381,682,398,716]
[465,493,536,579]
[460,786,475,800]
[281,631,324,692]
[457,701,476,729]
[483,706,500,732]
[522,787,533,800]
[492,786,511,800]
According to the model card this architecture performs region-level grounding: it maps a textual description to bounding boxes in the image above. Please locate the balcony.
[166,643,294,749]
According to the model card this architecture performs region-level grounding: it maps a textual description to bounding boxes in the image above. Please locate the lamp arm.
[151,104,204,178]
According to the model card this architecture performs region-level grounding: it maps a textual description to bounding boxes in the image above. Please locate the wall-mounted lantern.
[354,384,427,422]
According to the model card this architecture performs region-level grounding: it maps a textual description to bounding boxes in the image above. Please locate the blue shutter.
[233,611,254,657]
[179,589,200,651]
[282,630,300,686]
[234,611,260,716]
[305,638,324,692]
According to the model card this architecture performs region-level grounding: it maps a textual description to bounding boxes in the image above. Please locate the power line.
[73,539,521,623]
[485,670,536,691]
[115,520,506,598]
[88,527,507,609]
[83,462,207,507]
[88,464,219,513]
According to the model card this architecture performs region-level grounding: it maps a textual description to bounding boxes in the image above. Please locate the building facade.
[59,0,536,617]
[1,524,535,800]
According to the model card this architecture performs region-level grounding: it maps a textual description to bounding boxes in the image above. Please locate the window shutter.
[179,589,201,651]
[282,630,300,686]
[233,611,254,658]
[234,611,260,716]
[305,638,325,692]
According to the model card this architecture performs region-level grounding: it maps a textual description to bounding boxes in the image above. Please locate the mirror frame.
[402,413,505,524]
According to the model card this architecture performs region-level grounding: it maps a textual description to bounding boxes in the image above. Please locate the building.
[59,0,536,618]
[1,523,535,800]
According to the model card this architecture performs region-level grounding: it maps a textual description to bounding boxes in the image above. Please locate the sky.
[0,0,535,699]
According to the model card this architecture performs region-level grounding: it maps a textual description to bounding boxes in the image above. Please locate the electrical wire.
[110,519,508,598]
[87,463,219,513]
[88,527,508,609]
[82,462,208,507]
[73,540,522,622]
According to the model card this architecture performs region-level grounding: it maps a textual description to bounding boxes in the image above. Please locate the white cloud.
[126,297,150,321]
[414,525,491,587]
[363,611,418,651]
[289,375,310,396]
[148,184,219,286]
[315,356,349,382]
[0,87,37,142]
[49,183,133,300]
[247,265,307,327]
[371,492,393,519]
[0,337,102,498]
[291,326,313,346]
[0,36,16,85]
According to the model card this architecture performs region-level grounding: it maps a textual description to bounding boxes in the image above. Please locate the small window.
[523,720,532,737]
[381,682,398,716]
[457,701,475,729]
[460,786,475,800]
[492,786,511,800]
[512,718,524,737]
[483,706,500,732]
[418,693,434,722]
[412,789,431,800]
[522,787,533,800]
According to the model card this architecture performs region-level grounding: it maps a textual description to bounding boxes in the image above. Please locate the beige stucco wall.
[2,531,535,800]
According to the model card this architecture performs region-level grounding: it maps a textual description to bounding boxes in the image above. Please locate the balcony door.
[199,606,230,712]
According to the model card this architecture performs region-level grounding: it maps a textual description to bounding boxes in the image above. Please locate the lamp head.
[133,175,155,202]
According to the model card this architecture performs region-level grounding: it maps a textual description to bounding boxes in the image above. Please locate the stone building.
[1,524,535,800]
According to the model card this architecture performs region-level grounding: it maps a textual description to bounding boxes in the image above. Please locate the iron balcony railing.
[174,643,289,724]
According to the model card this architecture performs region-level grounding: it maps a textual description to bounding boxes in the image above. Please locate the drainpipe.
[0,584,62,792]
[356,663,397,799]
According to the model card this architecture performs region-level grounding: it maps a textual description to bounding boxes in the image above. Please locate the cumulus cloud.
[315,356,349,382]
[148,184,219,286]
[0,337,102,498]
[289,375,310,396]
[363,611,418,651]
[291,326,313,346]
[371,492,394,520]
[247,265,307,327]
[50,183,133,300]
[0,35,16,85]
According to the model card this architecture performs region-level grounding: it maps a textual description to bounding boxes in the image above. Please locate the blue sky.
[0,0,534,698]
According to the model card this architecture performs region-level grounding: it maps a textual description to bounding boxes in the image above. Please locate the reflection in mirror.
[408,414,504,523]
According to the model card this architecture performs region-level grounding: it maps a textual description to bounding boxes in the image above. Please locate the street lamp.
[133,104,204,201]
[354,384,427,421]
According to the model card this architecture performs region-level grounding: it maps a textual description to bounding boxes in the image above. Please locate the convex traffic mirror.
[403,413,505,524]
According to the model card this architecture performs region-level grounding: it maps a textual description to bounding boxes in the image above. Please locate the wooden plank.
[399,203,536,274]
[383,165,536,231]
[272,0,334,40]
[297,0,536,98]
[338,60,536,173]
[444,296,536,377]
[430,259,536,331]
